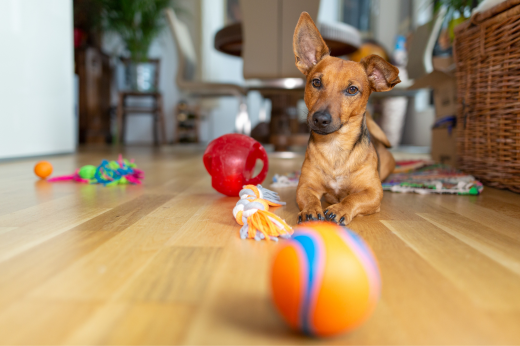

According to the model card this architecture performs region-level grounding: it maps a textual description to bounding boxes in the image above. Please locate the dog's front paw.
[324,204,353,226]
[297,206,324,224]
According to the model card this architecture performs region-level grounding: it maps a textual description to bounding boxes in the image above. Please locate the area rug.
[271,161,484,195]
[382,161,484,195]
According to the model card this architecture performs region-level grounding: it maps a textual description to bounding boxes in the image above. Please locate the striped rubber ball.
[270,221,381,337]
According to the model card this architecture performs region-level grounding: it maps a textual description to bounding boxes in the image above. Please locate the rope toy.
[233,184,293,241]
[48,154,144,186]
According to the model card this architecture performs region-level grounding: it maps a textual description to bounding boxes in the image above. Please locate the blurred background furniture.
[75,47,113,144]
[368,8,446,148]
[116,59,166,145]
[175,101,201,143]
[216,0,361,150]
[166,8,250,136]
[406,7,446,81]
[73,0,113,145]
[215,2,361,66]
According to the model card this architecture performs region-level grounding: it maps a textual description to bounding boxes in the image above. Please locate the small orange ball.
[34,161,53,179]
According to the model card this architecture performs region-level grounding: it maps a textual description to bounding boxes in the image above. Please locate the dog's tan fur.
[294,12,400,225]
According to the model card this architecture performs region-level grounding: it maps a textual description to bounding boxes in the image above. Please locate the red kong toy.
[203,134,269,196]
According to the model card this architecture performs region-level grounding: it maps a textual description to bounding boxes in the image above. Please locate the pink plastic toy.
[203,134,269,196]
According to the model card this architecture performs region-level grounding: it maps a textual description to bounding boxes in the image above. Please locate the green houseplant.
[96,0,173,91]
[97,0,171,62]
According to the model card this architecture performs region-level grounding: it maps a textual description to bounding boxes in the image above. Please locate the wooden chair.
[116,58,167,145]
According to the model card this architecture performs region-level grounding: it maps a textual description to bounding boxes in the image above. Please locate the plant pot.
[123,62,157,92]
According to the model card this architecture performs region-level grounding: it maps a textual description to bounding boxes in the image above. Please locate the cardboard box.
[410,70,457,119]
[409,56,457,119]
[431,127,457,167]
[432,56,455,71]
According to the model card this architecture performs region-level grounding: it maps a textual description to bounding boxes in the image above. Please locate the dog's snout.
[312,112,332,129]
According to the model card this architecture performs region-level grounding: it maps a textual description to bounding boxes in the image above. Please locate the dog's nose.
[312,112,332,129]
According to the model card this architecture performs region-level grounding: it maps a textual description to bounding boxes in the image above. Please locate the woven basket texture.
[454,0,520,193]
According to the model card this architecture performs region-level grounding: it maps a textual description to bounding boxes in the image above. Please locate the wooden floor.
[1,145,520,345]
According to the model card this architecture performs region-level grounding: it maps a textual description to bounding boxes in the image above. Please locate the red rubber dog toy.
[203,134,269,196]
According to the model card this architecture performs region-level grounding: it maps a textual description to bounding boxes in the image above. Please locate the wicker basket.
[454,0,520,193]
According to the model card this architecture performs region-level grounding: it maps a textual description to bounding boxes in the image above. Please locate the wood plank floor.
[1,145,520,345]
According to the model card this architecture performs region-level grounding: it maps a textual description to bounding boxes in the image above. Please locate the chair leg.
[122,114,127,145]
[153,113,159,146]
[117,94,124,144]
[235,96,250,135]
[157,94,167,145]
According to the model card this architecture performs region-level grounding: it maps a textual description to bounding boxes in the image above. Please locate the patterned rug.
[271,160,484,195]
[382,161,483,195]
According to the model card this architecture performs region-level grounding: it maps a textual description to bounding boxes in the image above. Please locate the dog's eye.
[346,86,358,95]
[312,79,321,88]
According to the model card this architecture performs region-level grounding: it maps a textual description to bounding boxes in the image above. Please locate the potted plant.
[97,0,172,91]
[434,0,482,40]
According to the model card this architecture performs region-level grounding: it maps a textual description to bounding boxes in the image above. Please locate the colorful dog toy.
[233,184,293,241]
[271,222,381,337]
[48,155,144,186]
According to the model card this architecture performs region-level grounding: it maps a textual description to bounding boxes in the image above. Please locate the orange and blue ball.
[270,222,381,337]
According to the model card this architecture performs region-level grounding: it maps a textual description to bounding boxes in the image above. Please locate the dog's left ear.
[293,12,330,75]
[360,55,401,92]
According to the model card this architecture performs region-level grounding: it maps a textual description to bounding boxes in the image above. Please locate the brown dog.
[294,12,400,226]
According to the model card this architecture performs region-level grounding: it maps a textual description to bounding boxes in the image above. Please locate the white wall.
[0,0,75,160]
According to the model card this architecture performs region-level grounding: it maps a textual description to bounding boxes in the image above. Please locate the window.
[341,0,371,33]
[225,0,242,25]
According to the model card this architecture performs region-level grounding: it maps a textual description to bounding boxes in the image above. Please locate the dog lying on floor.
[294,12,400,226]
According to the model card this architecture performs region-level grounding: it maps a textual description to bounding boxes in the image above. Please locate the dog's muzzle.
[310,111,337,134]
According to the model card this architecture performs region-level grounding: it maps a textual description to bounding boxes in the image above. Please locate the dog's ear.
[293,12,329,75]
[360,55,401,92]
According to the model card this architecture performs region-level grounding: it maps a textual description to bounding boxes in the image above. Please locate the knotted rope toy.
[233,184,293,241]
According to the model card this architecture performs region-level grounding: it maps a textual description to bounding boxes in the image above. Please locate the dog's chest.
[327,174,349,196]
